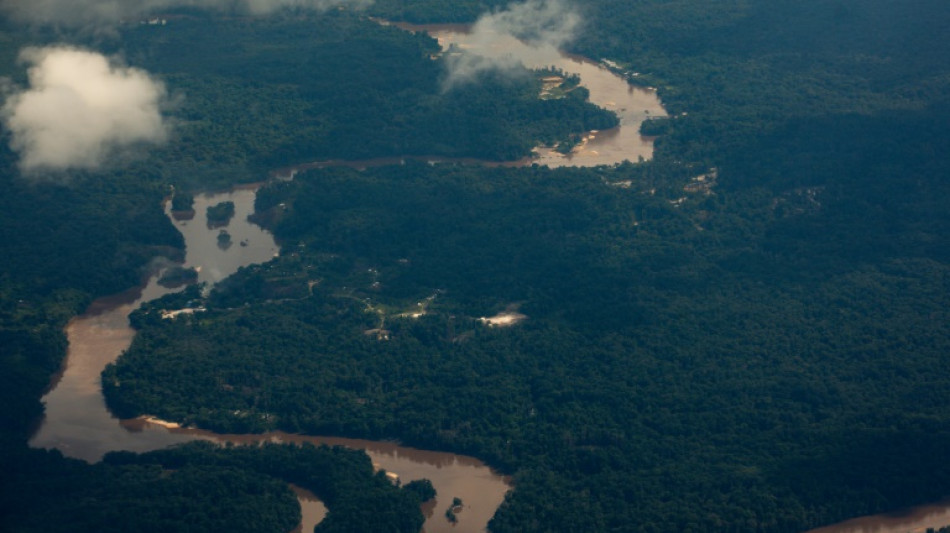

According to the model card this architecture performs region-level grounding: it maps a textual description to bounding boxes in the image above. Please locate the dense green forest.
[0,6,612,532]
[106,146,950,531]
[102,441,430,533]
[3,438,429,533]
[2,0,950,531]
[0,143,182,443]
[0,141,431,530]
[112,10,616,187]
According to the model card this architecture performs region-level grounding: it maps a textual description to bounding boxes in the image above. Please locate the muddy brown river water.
[29,190,509,533]
[25,21,947,533]
[400,22,667,167]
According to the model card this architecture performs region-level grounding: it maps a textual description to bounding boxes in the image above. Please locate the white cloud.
[2,46,169,172]
[442,0,581,90]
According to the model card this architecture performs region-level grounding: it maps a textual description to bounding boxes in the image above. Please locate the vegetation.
[402,479,437,504]
[157,265,198,287]
[105,146,950,530]
[638,117,671,136]
[2,439,427,533]
[111,10,615,188]
[446,497,463,524]
[0,8,610,532]
[206,201,236,227]
[369,0,510,23]
[170,190,194,213]
[0,143,183,447]
[1,446,299,533]
[105,441,427,533]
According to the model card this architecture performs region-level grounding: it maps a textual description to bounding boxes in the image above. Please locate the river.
[24,20,945,533]
[418,23,667,167]
[273,21,667,177]
[28,188,277,461]
[29,188,510,533]
[32,20,670,532]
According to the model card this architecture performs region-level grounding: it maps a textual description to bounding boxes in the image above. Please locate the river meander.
[396,22,667,167]
[24,20,945,533]
[32,19,672,530]
[29,189,510,533]
[429,24,667,166]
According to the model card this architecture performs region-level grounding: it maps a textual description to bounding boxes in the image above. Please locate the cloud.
[442,0,580,90]
[0,0,372,28]
[2,46,169,172]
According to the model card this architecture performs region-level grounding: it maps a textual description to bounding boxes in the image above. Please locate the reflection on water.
[28,186,510,533]
[176,187,279,285]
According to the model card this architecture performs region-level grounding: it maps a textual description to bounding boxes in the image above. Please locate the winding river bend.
[28,25,666,531]
[423,24,667,166]
[24,21,944,533]
[396,22,667,167]
[29,190,511,533]
[27,23,666,528]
